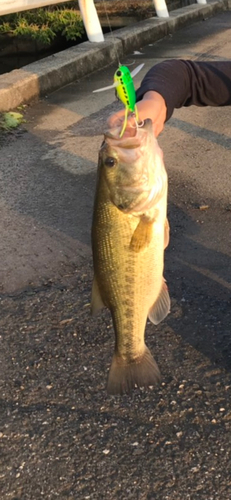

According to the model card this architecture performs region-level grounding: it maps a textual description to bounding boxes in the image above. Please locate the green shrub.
[0,6,85,45]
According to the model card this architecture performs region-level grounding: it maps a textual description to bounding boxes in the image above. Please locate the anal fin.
[148,279,170,325]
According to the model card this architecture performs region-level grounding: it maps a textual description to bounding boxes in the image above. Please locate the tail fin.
[107,346,161,395]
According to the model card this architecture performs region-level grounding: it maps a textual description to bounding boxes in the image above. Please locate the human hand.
[107,91,167,137]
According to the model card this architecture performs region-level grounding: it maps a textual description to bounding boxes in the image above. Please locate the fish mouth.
[104,118,153,145]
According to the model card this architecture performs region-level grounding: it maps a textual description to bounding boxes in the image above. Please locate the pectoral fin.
[164,218,170,249]
[148,279,170,325]
[91,276,105,316]
[130,216,154,252]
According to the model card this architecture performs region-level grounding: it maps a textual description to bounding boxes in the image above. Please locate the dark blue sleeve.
[136,59,231,121]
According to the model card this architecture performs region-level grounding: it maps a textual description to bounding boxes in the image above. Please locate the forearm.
[136,59,231,121]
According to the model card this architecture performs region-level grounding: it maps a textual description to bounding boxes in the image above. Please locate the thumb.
[107,108,126,128]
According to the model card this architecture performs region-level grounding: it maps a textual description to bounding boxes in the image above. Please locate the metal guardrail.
[0,0,105,42]
[0,0,69,15]
[0,0,206,42]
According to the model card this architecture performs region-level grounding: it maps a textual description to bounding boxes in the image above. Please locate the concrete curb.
[0,0,230,112]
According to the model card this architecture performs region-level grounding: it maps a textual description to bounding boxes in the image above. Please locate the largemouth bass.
[91,119,170,395]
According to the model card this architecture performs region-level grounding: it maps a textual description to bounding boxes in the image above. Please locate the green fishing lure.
[93,63,144,136]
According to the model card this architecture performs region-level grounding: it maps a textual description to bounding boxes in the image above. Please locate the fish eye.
[105,157,116,168]
[116,70,122,77]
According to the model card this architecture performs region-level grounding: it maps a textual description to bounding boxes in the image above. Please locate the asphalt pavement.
[0,9,231,500]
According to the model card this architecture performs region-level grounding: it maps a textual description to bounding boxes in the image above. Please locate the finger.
[107,109,126,127]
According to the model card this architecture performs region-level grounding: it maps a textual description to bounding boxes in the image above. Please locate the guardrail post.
[152,0,169,17]
[78,0,104,42]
